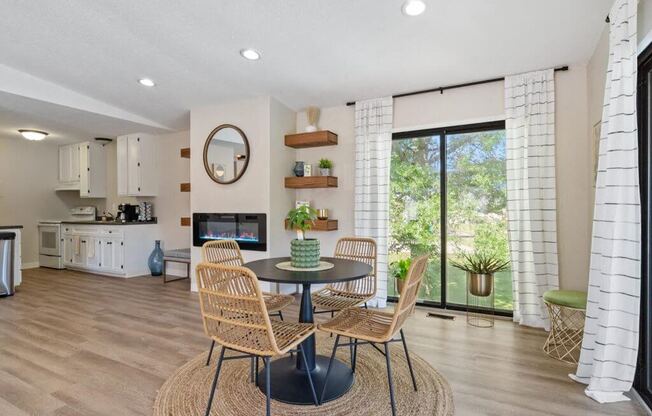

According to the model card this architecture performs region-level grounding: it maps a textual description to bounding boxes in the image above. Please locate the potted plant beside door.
[286,205,320,268]
[390,258,412,295]
[450,251,509,297]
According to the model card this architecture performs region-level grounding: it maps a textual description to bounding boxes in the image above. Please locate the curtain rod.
[345,65,569,107]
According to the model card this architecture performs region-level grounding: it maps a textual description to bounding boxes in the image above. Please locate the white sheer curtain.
[354,97,393,308]
[570,0,640,403]
[505,69,560,330]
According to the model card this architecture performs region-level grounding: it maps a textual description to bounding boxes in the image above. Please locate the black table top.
[244,257,372,285]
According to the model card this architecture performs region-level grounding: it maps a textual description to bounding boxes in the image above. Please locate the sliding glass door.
[636,41,652,409]
[389,121,512,313]
[389,134,442,302]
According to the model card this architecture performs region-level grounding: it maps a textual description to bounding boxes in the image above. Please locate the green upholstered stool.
[542,290,587,364]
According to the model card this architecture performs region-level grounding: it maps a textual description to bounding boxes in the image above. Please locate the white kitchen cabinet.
[79,142,107,198]
[56,144,80,190]
[117,134,157,196]
[99,237,124,273]
[62,224,157,277]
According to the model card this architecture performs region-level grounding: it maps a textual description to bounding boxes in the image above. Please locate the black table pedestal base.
[257,355,354,405]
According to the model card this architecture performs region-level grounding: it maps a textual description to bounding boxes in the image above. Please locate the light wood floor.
[0,268,645,416]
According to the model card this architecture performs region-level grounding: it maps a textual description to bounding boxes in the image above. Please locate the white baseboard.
[22,262,39,269]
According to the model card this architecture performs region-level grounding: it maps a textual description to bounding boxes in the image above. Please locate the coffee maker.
[117,204,139,222]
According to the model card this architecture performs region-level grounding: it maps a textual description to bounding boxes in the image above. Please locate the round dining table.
[243,256,372,405]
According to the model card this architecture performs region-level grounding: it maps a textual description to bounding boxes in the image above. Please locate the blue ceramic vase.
[148,240,164,276]
[293,161,305,177]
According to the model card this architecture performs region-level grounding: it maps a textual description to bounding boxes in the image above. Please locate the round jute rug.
[153,336,454,416]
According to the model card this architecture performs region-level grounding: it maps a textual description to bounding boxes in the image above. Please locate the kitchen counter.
[0,225,23,230]
[61,219,157,225]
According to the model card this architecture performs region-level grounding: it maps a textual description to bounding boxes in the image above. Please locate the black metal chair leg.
[264,357,271,416]
[319,335,341,404]
[384,343,397,416]
[205,347,225,416]
[278,310,284,321]
[352,338,358,373]
[298,344,319,406]
[206,340,215,366]
[349,337,353,365]
[364,302,368,309]
[400,329,418,391]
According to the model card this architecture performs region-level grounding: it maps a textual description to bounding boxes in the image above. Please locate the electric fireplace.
[193,213,267,251]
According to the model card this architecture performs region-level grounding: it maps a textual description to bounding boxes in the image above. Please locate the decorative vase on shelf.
[293,161,305,177]
[320,168,330,176]
[148,240,164,276]
[305,106,320,133]
[290,239,320,268]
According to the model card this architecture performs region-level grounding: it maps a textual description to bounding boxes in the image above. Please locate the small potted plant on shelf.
[319,158,333,176]
[450,251,510,297]
[390,257,412,294]
[286,205,320,268]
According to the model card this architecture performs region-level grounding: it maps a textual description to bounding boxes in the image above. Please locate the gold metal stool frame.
[543,300,585,364]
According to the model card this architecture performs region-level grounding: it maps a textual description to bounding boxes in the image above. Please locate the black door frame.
[389,120,512,317]
[636,41,652,409]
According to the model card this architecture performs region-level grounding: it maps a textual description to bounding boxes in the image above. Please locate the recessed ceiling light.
[240,49,261,61]
[402,0,426,16]
[18,129,49,141]
[138,78,155,87]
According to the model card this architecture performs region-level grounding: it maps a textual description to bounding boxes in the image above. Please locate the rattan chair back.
[329,237,377,296]
[201,240,244,266]
[388,255,429,337]
[196,262,281,356]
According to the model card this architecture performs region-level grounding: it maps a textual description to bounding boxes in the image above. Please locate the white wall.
[0,137,87,265]
[101,131,191,275]
[296,65,593,293]
[190,96,298,291]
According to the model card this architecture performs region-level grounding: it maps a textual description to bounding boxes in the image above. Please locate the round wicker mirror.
[203,124,250,184]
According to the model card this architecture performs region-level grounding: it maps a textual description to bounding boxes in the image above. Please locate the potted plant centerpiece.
[450,251,510,297]
[319,158,333,176]
[286,205,320,268]
[390,258,411,294]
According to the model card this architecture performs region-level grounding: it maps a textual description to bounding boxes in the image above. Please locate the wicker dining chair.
[312,237,377,315]
[196,262,319,416]
[201,240,295,365]
[318,255,429,416]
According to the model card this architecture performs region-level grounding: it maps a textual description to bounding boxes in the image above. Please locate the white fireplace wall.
[190,96,296,291]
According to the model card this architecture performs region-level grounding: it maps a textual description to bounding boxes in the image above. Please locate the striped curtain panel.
[354,97,393,308]
[570,0,640,403]
[505,69,560,330]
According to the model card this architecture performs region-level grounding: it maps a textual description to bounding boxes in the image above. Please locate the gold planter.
[468,273,494,297]
[395,277,405,295]
[466,272,495,328]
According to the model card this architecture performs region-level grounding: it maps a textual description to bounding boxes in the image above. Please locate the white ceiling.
[1,0,612,134]
[0,91,164,144]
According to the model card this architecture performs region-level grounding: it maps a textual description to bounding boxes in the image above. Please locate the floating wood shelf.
[285,219,338,231]
[180,148,190,158]
[285,130,338,148]
[180,217,190,227]
[284,176,338,188]
[180,183,191,192]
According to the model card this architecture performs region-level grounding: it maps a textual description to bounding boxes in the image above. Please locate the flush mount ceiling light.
[402,0,426,16]
[138,78,156,87]
[18,129,48,141]
[240,48,261,61]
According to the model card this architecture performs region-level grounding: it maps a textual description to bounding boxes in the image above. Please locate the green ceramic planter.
[290,238,320,268]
